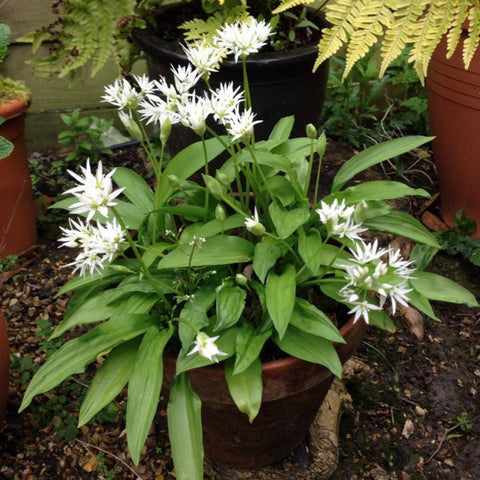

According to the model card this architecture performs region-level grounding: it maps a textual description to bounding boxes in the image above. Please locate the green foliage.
[275,0,480,81]
[0,23,10,64]
[0,254,17,273]
[436,211,480,267]
[58,109,113,163]
[322,48,428,148]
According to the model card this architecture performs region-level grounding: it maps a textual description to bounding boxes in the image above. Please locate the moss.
[0,76,31,103]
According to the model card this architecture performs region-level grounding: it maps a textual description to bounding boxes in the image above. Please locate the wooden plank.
[0,0,54,38]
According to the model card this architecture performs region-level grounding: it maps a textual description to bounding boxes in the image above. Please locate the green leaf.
[274,326,342,378]
[225,356,262,423]
[331,136,433,192]
[113,167,153,211]
[79,338,140,426]
[364,211,441,248]
[267,175,297,206]
[367,310,396,332]
[167,373,204,480]
[327,181,431,204]
[52,291,158,339]
[407,288,440,321]
[265,264,296,339]
[0,136,13,160]
[127,326,173,465]
[214,283,246,332]
[298,229,324,275]
[20,314,156,412]
[289,298,344,342]
[180,214,245,244]
[158,235,254,269]
[234,325,272,374]
[268,115,295,140]
[410,271,479,307]
[253,236,288,283]
[269,202,310,239]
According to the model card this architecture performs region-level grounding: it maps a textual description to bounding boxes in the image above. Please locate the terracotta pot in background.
[0,96,37,256]
[163,317,366,468]
[0,314,9,428]
[427,32,480,237]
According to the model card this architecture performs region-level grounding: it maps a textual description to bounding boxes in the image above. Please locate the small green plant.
[449,411,473,433]
[0,254,18,273]
[96,452,116,480]
[322,48,428,148]
[436,211,480,267]
[58,110,113,164]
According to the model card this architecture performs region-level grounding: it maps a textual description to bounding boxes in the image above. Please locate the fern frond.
[272,0,317,14]
[409,0,457,79]
[378,0,428,77]
[463,5,480,67]
[314,0,365,70]
[445,0,467,58]
[343,0,393,77]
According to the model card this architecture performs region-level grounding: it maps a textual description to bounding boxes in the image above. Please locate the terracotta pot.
[0,314,9,428]
[132,4,329,153]
[427,32,480,236]
[0,96,37,255]
[163,317,366,468]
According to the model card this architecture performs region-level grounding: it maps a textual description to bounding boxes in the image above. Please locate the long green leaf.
[127,326,173,465]
[79,338,140,426]
[167,373,204,480]
[411,271,479,307]
[326,181,431,204]
[269,202,310,239]
[52,291,158,339]
[290,298,344,342]
[268,115,295,140]
[363,211,441,248]
[113,167,153,211]
[253,236,288,283]
[234,325,272,374]
[158,235,254,269]
[331,136,433,192]
[225,356,262,423]
[274,326,342,378]
[214,284,247,332]
[20,314,155,412]
[265,264,296,339]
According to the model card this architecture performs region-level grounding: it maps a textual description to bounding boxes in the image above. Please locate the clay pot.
[427,32,480,236]
[163,317,366,468]
[132,4,329,153]
[0,96,37,256]
[0,314,9,428]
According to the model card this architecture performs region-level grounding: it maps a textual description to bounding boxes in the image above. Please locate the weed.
[322,47,428,148]
[270,7,319,50]
[448,411,473,434]
[0,254,17,273]
[58,109,113,164]
[96,451,115,480]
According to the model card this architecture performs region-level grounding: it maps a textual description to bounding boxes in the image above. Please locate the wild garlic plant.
[21,16,478,480]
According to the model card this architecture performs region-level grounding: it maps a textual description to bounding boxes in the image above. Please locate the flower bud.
[160,117,172,145]
[235,273,248,286]
[203,174,224,197]
[167,175,180,188]
[215,204,226,221]
[216,171,230,186]
[306,123,317,140]
[354,201,368,224]
[118,111,143,141]
[316,131,327,158]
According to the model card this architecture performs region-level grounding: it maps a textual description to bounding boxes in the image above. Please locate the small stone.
[415,406,427,416]
[444,458,454,467]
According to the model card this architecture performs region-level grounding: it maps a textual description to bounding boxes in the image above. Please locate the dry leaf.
[400,305,425,341]
[82,456,98,472]
[402,419,414,439]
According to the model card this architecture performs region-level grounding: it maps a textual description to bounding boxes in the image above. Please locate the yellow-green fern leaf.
[379,0,428,77]
[446,0,467,58]
[463,5,480,67]
[314,0,364,70]
[343,0,393,77]
[272,0,317,14]
[409,0,457,79]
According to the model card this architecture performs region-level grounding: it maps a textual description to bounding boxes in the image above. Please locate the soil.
[0,141,479,480]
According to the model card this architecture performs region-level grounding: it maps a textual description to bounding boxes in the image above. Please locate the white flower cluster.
[102,17,271,143]
[61,160,126,275]
[341,240,414,324]
[316,199,415,324]
[188,332,227,363]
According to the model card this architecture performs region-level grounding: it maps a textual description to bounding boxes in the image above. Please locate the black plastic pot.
[132,5,329,152]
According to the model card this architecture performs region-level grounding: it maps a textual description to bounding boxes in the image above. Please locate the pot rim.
[0,96,31,122]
